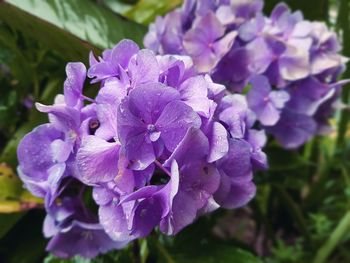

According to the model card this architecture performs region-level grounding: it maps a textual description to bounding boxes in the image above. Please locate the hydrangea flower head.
[17,40,267,258]
[145,0,349,149]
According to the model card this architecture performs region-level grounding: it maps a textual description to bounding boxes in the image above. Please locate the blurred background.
[0,0,350,262]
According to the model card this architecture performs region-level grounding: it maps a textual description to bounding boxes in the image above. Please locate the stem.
[154,160,171,177]
[304,160,331,210]
[155,239,175,263]
[274,185,311,243]
[313,211,350,263]
[81,95,95,103]
[251,198,276,252]
[33,73,40,99]
[133,239,141,263]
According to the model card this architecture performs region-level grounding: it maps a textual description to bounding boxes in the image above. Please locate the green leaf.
[0,163,22,200]
[0,213,23,239]
[123,0,182,25]
[265,146,312,172]
[44,249,134,263]
[264,0,328,21]
[0,3,92,64]
[102,0,181,25]
[102,0,136,15]
[168,245,262,263]
[1,210,47,263]
[44,255,91,263]
[2,0,147,51]
[0,163,43,213]
[0,78,62,167]
[157,218,262,263]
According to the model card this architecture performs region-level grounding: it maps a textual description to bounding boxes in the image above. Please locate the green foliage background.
[0,0,350,262]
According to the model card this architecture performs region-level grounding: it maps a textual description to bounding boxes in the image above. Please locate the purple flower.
[183,11,237,72]
[117,83,201,170]
[309,22,349,75]
[247,75,290,126]
[218,94,256,139]
[266,110,317,149]
[231,0,264,20]
[17,124,66,201]
[214,139,256,209]
[88,40,140,83]
[18,39,268,258]
[43,184,124,259]
[145,0,349,149]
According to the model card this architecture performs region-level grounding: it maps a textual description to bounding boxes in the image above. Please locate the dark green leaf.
[0,78,62,167]
[0,210,47,263]
[0,213,23,239]
[264,0,328,21]
[157,218,262,263]
[44,254,91,263]
[44,248,133,263]
[265,146,312,172]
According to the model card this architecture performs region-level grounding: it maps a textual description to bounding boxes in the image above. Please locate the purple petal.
[183,11,225,72]
[17,124,63,183]
[232,0,263,19]
[131,196,164,237]
[246,37,274,74]
[279,46,310,81]
[214,172,256,209]
[160,191,197,235]
[111,39,140,69]
[217,139,253,182]
[180,162,221,210]
[267,110,317,148]
[129,49,160,87]
[93,186,115,206]
[124,133,156,170]
[51,139,72,163]
[207,122,229,163]
[156,101,201,152]
[99,202,135,242]
[47,222,126,258]
[126,82,181,124]
[164,128,209,167]
[77,136,120,184]
[63,62,86,108]
[248,76,281,126]
[178,76,212,117]
[35,103,80,132]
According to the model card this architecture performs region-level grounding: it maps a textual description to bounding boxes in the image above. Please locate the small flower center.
[147,124,156,132]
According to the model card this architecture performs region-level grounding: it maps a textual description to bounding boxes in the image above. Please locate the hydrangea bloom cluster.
[145,0,349,148]
[17,40,267,258]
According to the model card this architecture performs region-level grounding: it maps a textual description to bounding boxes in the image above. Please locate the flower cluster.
[17,40,267,258]
[145,0,349,148]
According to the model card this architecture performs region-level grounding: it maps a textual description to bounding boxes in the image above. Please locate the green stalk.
[155,240,175,263]
[132,239,141,263]
[274,185,311,243]
[336,0,350,149]
[313,210,350,263]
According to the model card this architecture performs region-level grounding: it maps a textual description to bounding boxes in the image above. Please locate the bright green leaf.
[3,0,147,50]
[124,0,182,25]
[0,163,22,200]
